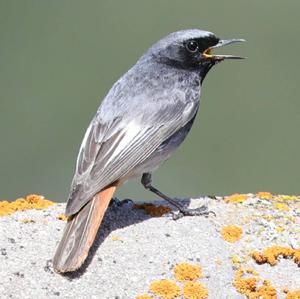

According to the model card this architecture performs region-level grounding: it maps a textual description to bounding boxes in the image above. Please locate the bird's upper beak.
[203,38,246,61]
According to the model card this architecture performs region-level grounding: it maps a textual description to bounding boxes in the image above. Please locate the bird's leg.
[141,173,214,220]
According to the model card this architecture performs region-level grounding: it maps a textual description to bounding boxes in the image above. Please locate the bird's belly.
[122,115,196,181]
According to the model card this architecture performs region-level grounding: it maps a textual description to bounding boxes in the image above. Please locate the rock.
[0,195,299,299]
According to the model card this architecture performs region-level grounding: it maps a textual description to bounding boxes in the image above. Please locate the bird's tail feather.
[53,185,116,273]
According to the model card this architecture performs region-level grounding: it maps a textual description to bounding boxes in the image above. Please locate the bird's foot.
[172,205,216,220]
[109,197,120,207]
[120,198,134,205]
[109,197,133,208]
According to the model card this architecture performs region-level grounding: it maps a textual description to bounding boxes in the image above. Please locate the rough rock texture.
[0,194,299,299]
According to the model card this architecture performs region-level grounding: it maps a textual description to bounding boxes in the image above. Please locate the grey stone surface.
[0,195,299,298]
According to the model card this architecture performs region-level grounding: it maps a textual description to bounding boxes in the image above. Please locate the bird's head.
[148,29,245,80]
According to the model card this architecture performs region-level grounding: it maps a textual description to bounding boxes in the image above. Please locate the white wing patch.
[102,120,141,168]
[76,122,94,174]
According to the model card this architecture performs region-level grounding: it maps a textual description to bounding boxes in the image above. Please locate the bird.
[53,29,244,273]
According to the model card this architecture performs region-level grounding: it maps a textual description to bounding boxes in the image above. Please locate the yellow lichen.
[276,226,285,233]
[232,255,242,265]
[275,195,299,202]
[233,269,277,298]
[221,225,243,243]
[149,279,181,299]
[224,193,248,203]
[262,215,274,221]
[0,194,54,216]
[273,202,290,211]
[56,214,68,221]
[286,289,300,299]
[136,295,153,299]
[256,192,273,200]
[174,263,202,282]
[183,281,208,299]
[111,235,120,241]
[134,203,171,217]
[251,246,300,266]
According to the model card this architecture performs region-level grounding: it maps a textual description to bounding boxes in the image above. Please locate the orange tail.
[53,185,117,273]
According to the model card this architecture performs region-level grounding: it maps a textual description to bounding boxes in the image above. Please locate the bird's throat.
[199,61,216,83]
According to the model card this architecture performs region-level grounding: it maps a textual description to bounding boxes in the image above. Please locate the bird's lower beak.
[203,38,246,61]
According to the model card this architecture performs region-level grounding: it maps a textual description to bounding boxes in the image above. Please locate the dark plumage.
[53,29,244,273]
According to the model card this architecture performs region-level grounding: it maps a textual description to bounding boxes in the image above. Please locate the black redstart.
[53,29,244,273]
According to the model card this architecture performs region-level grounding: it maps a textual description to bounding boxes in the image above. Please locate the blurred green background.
[1,0,300,202]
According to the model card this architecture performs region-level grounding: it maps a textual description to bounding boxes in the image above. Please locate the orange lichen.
[251,246,300,266]
[257,280,277,299]
[183,282,208,299]
[233,268,277,298]
[56,214,68,221]
[256,280,277,299]
[149,279,181,299]
[233,268,259,297]
[221,225,243,243]
[0,194,54,216]
[174,263,202,282]
[282,287,290,294]
[293,249,300,266]
[251,251,269,265]
[137,262,209,299]
[224,193,248,203]
[136,295,153,299]
[285,289,300,299]
[256,192,273,200]
[134,203,171,217]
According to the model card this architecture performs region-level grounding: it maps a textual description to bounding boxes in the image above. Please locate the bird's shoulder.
[97,62,201,127]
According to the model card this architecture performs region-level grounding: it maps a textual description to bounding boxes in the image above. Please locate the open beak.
[203,38,246,61]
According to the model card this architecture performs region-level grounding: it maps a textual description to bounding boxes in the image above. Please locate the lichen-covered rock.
[0,193,300,298]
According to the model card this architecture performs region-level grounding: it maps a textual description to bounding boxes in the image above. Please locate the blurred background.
[1,0,299,202]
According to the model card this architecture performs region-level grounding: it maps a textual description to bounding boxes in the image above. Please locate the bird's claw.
[172,205,216,220]
[109,197,120,207]
[109,198,133,207]
[121,198,134,205]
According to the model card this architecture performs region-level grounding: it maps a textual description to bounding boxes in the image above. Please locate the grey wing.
[66,90,199,216]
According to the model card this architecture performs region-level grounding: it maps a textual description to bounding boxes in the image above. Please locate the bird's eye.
[186,40,199,53]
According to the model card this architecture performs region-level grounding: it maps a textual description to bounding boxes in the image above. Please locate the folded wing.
[66,89,198,215]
